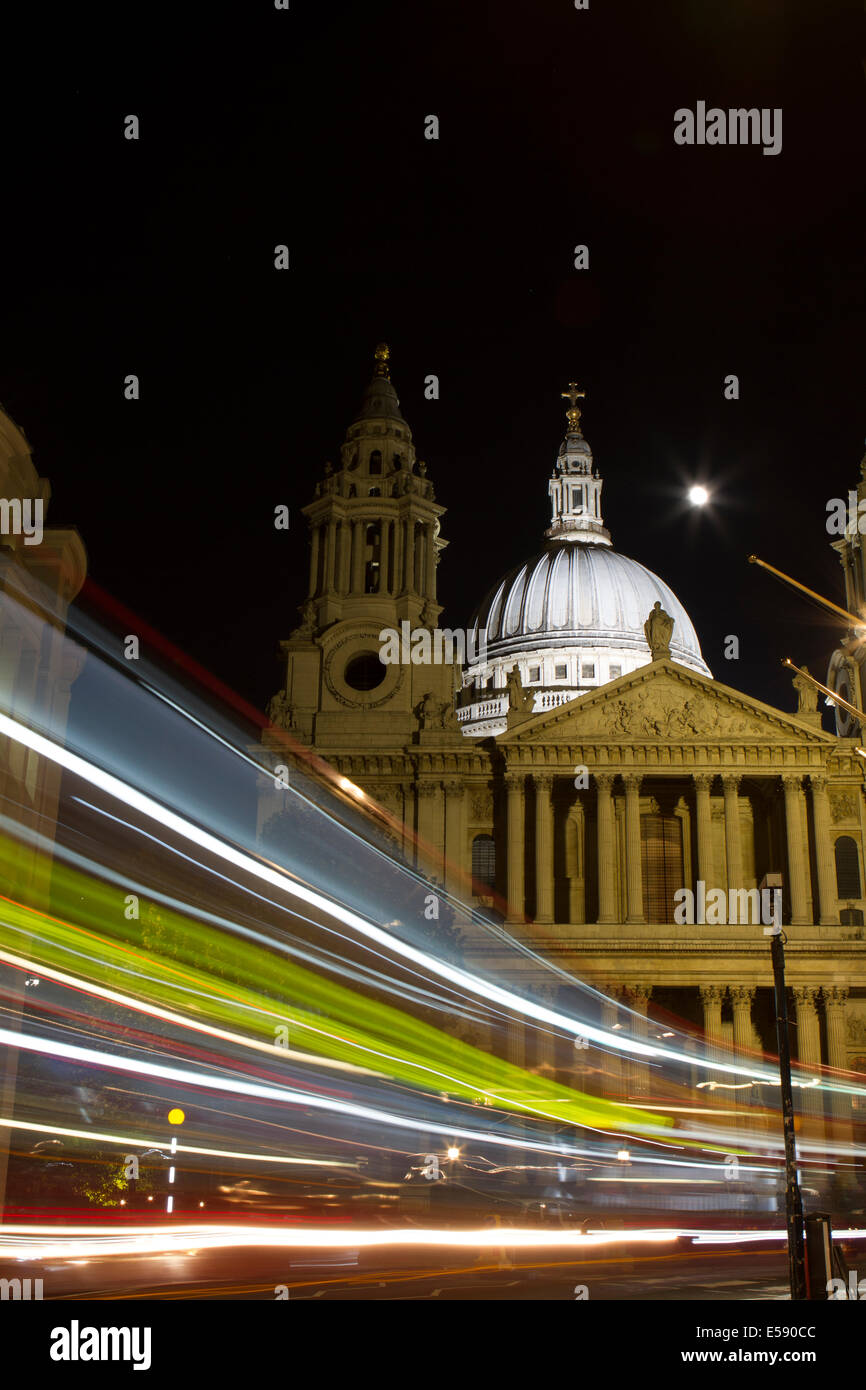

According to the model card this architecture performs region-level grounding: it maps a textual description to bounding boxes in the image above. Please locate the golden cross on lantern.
[373,342,391,379]
[562,381,586,431]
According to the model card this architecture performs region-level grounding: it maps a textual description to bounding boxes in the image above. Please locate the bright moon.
[688,485,709,506]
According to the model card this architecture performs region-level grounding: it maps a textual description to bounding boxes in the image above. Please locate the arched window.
[472,834,496,890]
[369,450,382,475]
[835,836,861,898]
[369,487,380,497]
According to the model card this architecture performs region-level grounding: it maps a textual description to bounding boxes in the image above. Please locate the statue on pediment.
[644,600,674,661]
[792,665,818,715]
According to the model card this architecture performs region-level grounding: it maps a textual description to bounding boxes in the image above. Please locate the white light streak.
[2,711,850,1096]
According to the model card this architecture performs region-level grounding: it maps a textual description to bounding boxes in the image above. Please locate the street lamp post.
[762,878,807,1300]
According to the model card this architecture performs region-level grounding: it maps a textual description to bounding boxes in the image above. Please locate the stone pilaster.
[443,780,466,894]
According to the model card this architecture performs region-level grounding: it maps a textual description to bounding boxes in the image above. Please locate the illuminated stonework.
[260,352,866,1113]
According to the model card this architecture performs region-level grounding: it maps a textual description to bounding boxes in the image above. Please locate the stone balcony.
[456,686,585,737]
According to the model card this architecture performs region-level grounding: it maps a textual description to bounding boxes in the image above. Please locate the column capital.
[623,983,652,1006]
[721,773,741,792]
[416,780,440,799]
[729,985,756,1006]
[781,772,804,790]
[823,985,849,1008]
[809,774,829,795]
[693,772,713,793]
[534,772,554,793]
[504,770,526,793]
[595,771,615,794]
[793,985,820,1007]
[443,779,464,797]
[622,772,643,793]
[699,984,726,1004]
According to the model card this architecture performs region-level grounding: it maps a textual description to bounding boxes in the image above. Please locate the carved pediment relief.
[503,663,834,745]
[591,689,753,740]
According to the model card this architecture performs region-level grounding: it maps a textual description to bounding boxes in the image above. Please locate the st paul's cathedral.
[258,347,866,1117]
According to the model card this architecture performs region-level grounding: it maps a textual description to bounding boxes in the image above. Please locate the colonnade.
[503,768,840,927]
[309,516,437,598]
[504,980,852,1121]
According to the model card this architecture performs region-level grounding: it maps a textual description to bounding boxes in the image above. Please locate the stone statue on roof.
[644,601,674,661]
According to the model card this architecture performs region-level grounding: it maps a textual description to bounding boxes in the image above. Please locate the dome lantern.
[545,383,611,546]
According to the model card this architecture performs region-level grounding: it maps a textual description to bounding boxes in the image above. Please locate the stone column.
[600,987,623,1097]
[730,985,755,1054]
[379,519,391,595]
[782,774,810,924]
[623,773,644,923]
[534,773,554,924]
[694,773,714,890]
[505,772,526,924]
[424,522,436,598]
[392,516,404,596]
[309,524,320,596]
[596,773,617,924]
[534,982,559,1073]
[413,523,423,593]
[325,518,338,592]
[443,780,466,894]
[336,521,350,593]
[403,520,415,595]
[793,986,823,1116]
[810,777,838,925]
[824,986,851,1122]
[351,519,365,593]
[721,774,742,894]
[699,984,725,1054]
[623,984,651,1096]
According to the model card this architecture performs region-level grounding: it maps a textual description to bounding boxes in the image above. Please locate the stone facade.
[259,350,866,1115]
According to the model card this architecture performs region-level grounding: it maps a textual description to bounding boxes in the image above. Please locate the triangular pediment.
[500,660,836,745]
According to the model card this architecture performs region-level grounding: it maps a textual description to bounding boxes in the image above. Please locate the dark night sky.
[2,1,864,722]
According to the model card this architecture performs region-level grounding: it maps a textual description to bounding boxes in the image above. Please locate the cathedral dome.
[469,542,709,675]
[459,384,710,731]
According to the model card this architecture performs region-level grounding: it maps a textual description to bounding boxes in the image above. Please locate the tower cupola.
[545,382,611,547]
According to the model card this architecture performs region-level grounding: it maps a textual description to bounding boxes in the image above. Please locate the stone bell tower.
[269,345,458,748]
